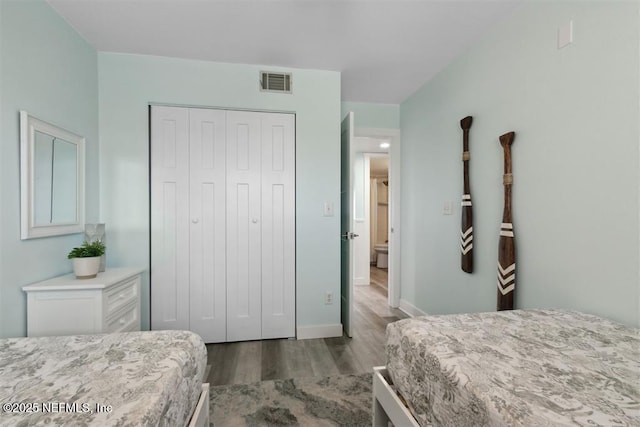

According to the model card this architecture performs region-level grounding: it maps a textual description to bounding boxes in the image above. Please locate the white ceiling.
[47,0,519,104]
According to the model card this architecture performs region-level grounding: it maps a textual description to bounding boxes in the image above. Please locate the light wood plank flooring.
[370,265,388,291]
[205,266,405,386]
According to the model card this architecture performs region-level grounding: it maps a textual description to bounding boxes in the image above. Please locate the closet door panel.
[150,106,190,331]
[261,113,296,339]
[226,111,262,342]
[189,108,227,343]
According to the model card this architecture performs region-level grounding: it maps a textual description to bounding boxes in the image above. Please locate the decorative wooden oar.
[497,131,516,310]
[460,116,473,273]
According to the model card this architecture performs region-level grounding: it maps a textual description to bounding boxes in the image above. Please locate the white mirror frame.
[20,111,85,239]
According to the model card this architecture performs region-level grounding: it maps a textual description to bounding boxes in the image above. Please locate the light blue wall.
[400,1,639,327]
[98,53,341,330]
[341,102,400,129]
[0,0,99,337]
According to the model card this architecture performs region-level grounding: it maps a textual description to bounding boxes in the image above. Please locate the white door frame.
[354,127,401,308]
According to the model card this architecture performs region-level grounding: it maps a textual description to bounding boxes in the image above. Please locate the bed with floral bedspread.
[0,330,207,426]
[386,309,640,426]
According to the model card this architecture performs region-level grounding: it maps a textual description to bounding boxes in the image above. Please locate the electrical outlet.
[325,291,333,305]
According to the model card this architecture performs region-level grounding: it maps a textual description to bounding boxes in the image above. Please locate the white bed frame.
[372,367,420,427]
[187,383,210,427]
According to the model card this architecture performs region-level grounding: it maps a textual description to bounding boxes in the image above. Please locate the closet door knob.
[252,218,258,223]
[192,218,199,224]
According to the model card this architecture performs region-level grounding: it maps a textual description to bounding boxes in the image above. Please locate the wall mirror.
[20,111,85,239]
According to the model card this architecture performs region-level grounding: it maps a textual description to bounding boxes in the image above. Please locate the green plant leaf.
[67,240,106,259]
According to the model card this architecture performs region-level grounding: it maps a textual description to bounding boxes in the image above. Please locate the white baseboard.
[354,279,370,286]
[399,299,427,317]
[297,324,343,340]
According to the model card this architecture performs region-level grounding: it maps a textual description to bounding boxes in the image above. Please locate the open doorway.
[351,128,401,308]
[352,148,389,294]
[368,154,390,297]
[351,147,393,334]
[341,112,401,338]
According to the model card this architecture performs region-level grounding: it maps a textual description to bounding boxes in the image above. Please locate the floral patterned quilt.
[386,309,640,426]
[0,330,207,426]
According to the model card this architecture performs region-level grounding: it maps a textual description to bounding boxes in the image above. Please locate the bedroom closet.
[150,106,295,343]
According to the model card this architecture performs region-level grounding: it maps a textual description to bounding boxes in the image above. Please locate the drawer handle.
[118,293,125,299]
[119,318,126,325]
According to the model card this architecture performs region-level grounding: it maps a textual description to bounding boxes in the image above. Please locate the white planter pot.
[72,256,101,279]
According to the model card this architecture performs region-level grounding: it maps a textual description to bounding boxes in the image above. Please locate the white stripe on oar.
[500,222,514,237]
[461,243,473,255]
[498,263,516,276]
[497,262,516,295]
[497,281,515,295]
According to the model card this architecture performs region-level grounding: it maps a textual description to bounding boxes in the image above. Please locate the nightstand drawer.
[23,268,144,337]
[105,276,140,316]
[106,302,139,333]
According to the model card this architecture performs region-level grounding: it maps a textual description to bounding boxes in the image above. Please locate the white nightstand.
[22,267,144,337]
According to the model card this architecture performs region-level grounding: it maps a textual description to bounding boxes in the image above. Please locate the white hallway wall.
[400,1,639,327]
[98,53,341,333]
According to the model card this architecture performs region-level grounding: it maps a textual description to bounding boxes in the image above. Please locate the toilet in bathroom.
[374,243,388,269]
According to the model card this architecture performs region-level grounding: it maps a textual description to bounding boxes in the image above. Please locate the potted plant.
[68,240,106,279]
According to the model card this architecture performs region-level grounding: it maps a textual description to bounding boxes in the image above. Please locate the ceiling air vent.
[260,71,292,94]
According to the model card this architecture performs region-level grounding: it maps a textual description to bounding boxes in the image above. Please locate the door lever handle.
[341,232,359,240]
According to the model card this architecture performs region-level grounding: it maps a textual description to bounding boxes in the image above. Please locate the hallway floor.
[370,265,388,293]
[205,267,406,386]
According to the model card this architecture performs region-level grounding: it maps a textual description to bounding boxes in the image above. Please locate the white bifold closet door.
[150,106,191,334]
[259,113,295,340]
[150,106,295,343]
[225,111,262,341]
[189,108,227,342]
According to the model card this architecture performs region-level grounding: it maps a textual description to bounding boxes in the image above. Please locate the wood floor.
[370,265,388,291]
[205,266,407,386]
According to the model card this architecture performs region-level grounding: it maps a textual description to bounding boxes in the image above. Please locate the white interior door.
[150,106,190,331]
[188,108,227,343]
[340,112,356,337]
[260,113,296,339]
[226,111,263,342]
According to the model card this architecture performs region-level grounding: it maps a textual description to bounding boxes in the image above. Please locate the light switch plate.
[323,202,334,217]
[558,20,573,49]
[443,200,453,215]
